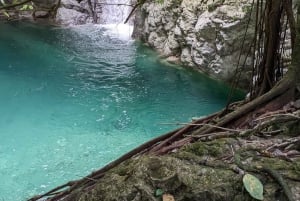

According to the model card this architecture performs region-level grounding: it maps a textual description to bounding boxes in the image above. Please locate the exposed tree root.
[234,147,296,201]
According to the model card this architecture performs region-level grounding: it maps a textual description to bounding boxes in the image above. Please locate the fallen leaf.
[163,193,175,201]
[243,173,264,200]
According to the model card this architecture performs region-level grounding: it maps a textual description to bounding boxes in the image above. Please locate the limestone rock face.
[133,0,254,88]
[55,0,91,25]
[0,0,98,25]
[45,0,132,25]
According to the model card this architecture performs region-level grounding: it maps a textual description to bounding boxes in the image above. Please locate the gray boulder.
[133,0,254,88]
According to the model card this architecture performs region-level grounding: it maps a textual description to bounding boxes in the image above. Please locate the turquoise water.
[0,22,243,201]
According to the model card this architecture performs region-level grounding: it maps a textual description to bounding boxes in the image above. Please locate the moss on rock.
[182,139,229,157]
[63,136,299,201]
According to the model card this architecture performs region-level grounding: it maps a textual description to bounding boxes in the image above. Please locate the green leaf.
[155,189,164,197]
[20,5,26,10]
[20,4,31,11]
[243,173,264,200]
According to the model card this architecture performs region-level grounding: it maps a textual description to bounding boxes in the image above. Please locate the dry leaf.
[163,193,175,201]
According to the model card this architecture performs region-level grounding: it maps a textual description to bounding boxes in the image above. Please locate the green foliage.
[242,5,251,13]
[2,10,9,17]
[207,4,217,12]
[155,0,164,4]
[20,4,33,10]
[0,0,34,11]
[243,174,264,200]
[183,140,225,157]
[154,188,164,197]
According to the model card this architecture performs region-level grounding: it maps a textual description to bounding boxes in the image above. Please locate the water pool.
[0,22,243,200]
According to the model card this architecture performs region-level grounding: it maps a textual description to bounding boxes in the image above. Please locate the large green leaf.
[243,173,264,200]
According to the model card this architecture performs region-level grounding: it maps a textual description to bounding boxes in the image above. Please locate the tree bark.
[258,0,282,95]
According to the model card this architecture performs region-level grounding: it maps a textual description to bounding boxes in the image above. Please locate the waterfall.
[98,0,133,40]
[99,0,132,24]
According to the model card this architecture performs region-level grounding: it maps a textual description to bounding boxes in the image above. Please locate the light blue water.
[0,22,243,201]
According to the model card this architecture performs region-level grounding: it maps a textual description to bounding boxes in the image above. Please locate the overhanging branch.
[0,0,32,10]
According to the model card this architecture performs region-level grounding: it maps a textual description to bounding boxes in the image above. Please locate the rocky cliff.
[55,0,98,25]
[133,0,254,88]
[1,0,134,25]
[0,0,101,25]
[1,0,254,87]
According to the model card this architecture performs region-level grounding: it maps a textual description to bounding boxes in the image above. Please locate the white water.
[99,0,133,40]
[102,24,133,40]
[100,0,132,24]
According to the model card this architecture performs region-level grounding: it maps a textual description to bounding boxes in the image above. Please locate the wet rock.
[293,99,300,109]
[34,11,50,18]
[165,56,180,65]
